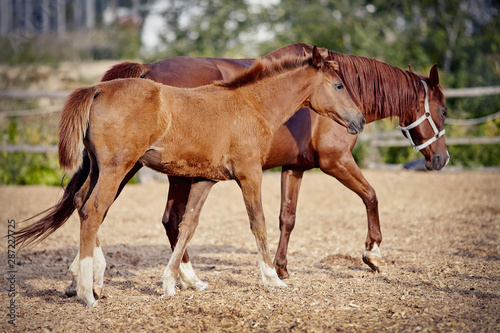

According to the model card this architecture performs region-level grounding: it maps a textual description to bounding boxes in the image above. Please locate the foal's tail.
[15,152,91,249]
[15,87,100,249]
[101,61,149,81]
[16,66,144,249]
[58,86,99,173]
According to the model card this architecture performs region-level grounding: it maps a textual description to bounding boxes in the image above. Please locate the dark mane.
[328,51,423,122]
[216,55,311,90]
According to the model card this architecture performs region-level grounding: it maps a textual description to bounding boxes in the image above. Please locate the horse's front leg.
[237,170,287,288]
[274,167,304,279]
[319,152,382,272]
[162,179,215,296]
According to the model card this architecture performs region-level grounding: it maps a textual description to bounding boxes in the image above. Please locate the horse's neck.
[241,68,313,132]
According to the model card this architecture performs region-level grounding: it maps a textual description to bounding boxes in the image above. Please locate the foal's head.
[307,46,365,134]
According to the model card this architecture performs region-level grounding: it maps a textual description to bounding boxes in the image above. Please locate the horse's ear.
[429,64,440,86]
[408,64,414,72]
[311,45,323,68]
[302,47,310,57]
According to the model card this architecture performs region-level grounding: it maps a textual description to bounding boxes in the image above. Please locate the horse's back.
[146,57,226,87]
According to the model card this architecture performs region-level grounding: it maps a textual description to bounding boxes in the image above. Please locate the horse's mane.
[216,54,313,90]
[329,51,423,122]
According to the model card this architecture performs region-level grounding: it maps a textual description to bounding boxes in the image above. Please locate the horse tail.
[16,87,98,249]
[101,61,148,81]
[15,151,91,249]
[58,86,99,173]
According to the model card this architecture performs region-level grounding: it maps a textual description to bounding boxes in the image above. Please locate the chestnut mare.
[97,43,449,278]
[17,47,364,306]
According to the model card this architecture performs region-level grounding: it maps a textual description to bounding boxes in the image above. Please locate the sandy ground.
[0,170,499,332]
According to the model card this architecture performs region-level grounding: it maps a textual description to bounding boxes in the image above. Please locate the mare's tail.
[15,86,99,249]
[101,61,149,81]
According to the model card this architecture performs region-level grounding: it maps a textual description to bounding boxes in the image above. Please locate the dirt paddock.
[1,170,499,332]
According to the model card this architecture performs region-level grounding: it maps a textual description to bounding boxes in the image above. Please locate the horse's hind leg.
[162,179,215,296]
[92,236,106,298]
[66,238,105,298]
[237,170,286,288]
[77,169,127,306]
[162,176,206,291]
[274,167,304,279]
[66,158,99,297]
[66,162,142,298]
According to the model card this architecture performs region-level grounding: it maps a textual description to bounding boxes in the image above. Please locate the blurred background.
[0,0,499,184]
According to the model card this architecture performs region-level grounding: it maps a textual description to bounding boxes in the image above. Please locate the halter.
[398,80,445,152]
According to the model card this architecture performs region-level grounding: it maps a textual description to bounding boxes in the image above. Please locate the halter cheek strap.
[398,80,446,152]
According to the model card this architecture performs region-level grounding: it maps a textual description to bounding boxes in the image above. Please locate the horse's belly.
[139,148,233,181]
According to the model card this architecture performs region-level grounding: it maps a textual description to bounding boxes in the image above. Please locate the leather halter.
[398,80,445,152]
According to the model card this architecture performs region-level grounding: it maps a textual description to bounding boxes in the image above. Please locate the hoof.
[162,279,177,296]
[179,262,208,291]
[180,279,208,291]
[162,286,176,297]
[93,285,103,299]
[363,246,382,272]
[80,295,97,307]
[65,281,77,297]
[275,266,290,280]
[87,299,97,307]
[263,276,287,288]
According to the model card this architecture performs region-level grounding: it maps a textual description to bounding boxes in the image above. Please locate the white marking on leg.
[161,263,177,296]
[68,251,80,279]
[93,246,106,293]
[363,243,382,259]
[258,256,287,287]
[371,243,381,258]
[65,251,80,296]
[77,257,97,306]
[179,261,208,291]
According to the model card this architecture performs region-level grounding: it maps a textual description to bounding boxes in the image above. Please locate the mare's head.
[307,46,365,134]
[399,65,449,170]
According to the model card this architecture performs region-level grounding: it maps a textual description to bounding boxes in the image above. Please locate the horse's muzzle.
[425,151,450,170]
[347,115,366,135]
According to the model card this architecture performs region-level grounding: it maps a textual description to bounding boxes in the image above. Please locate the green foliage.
[447,144,500,168]
[0,152,66,186]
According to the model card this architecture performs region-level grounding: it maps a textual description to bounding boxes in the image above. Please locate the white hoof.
[179,262,208,291]
[362,244,382,272]
[260,260,287,287]
[264,276,287,288]
[162,268,177,296]
[79,293,97,307]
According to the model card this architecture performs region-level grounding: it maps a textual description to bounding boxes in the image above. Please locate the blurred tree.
[145,0,274,58]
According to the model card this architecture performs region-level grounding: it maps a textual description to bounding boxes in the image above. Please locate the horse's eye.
[442,107,448,118]
[334,83,344,90]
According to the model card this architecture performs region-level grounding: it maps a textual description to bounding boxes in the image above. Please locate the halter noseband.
[398,80,445,152]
